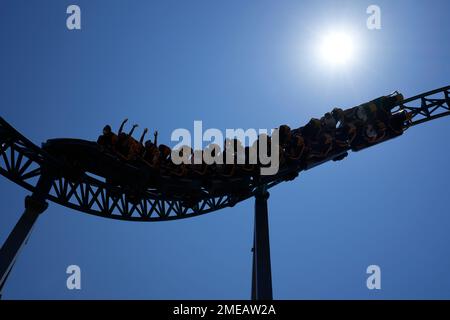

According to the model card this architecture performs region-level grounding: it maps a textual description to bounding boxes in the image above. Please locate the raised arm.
[118,118,128,134]
[128,124,138,137]
[154,130,158,146]
[140,128,148,144]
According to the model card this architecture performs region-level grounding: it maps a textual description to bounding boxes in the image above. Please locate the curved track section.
[0,86,449,221]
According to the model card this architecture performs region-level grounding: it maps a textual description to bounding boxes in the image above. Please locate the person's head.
[366,124,377,138]
[144,140,153,148]
[295,134,304,146]
[356,106,368,122]
[323,133,332,144]
[103,125,112,135]
[279,125,291,141]
[377,122,387,131]
[118,132,127,142]
[332,108,344,122]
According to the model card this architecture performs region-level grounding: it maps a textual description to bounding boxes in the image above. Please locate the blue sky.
[0,0,449,299]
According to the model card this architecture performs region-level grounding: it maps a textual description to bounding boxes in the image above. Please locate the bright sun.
[319,31,355,66]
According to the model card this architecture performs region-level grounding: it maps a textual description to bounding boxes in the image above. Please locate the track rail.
[0,86,449,221]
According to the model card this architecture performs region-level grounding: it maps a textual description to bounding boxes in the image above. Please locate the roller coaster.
[0,85,449,299]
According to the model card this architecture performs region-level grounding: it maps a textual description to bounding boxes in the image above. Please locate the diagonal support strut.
[0,173,53,298]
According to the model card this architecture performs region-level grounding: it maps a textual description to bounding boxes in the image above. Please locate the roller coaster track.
[0,86,449,222]
[0,85,449,300]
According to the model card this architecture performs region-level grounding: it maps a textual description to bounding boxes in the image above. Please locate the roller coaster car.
[374,92,404,111]
[159,175,203,196]
[350,110,409,152]
[352,92,404,122]
[206,176,252,198]
[43,138,150,189]
[43,139,218,202]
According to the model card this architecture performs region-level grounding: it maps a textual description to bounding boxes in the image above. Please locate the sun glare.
[319,31,355,66]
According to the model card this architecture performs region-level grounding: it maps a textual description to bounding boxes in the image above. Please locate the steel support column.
[251,186,273,300]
